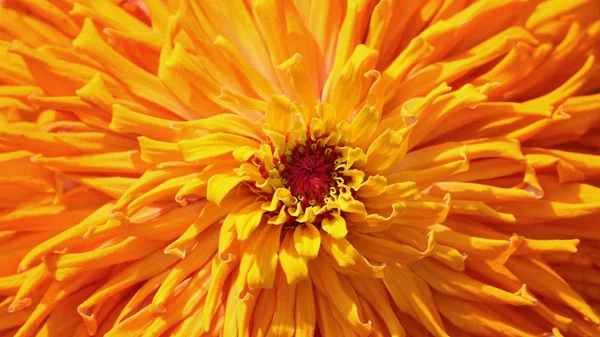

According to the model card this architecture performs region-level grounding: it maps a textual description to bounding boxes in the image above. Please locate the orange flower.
[1,0,600,336]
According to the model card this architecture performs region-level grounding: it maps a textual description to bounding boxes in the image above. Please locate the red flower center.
[282,140,338,206]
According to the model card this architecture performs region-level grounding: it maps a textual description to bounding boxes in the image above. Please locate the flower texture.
[1,0,600,336]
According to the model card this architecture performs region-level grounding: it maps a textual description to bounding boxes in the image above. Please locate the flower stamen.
[280,138,343,207]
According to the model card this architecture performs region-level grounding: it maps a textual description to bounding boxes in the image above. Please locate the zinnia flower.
[1,0,600,336]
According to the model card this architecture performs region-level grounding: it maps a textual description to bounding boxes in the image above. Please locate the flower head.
[1,0,600,337]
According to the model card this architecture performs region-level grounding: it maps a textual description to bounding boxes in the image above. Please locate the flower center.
[281,140,338,206]
[249,131,360,226]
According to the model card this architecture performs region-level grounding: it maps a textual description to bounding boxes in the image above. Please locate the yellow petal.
[73,19,197,119]
[506,256,600,324]
[350,231,436,264]
[266,271,297,337]
[264,94,293,136]
[329,44,379,122]
[235,202,265,241]
[179,133,260,163]
[383,263,448,337]
[207,173,251,207]
[110,104,181,142]
[411,258,537,307]
[152,226,218,312]
[293,223,321,259]
[363,128,409,174]
[348,105,380,148]
[294,280,317,337]
[201,259,235,331]
[349,276,407,337]
[434,292,545,337]
[174,113,264,141]
[309,256,372,336]
[278,53,319,121]
[279,231,309,284]
[321,212,348,238]
[247,224,282,290]
[320,234,384,278]
[165,203,229,258]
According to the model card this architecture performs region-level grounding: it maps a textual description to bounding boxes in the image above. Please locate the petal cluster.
[0,1,599,337]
